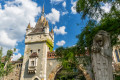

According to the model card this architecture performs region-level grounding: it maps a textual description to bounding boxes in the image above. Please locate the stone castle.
[20,5,61,80]
[3,5,120,80]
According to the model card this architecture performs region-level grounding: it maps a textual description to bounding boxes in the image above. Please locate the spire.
[46,21,49,27]
[41,4,44,16]
[27,23,31,29]
[51,25,54,33]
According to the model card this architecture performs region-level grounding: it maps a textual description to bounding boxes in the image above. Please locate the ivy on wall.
[46,39,54,52]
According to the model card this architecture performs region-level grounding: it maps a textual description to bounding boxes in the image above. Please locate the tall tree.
[0,47,15,79]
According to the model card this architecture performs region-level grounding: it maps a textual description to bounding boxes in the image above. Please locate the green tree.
[55,0,120,79]
[0,47,15,79]
[76,0,120,19]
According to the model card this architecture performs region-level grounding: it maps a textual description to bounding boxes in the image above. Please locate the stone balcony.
[28,66,37,74]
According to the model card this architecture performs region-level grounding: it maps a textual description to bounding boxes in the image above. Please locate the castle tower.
[20,5,54,80]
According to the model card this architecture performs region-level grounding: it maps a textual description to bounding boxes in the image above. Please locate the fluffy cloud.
[0,0,41,55]
[54,26,67,35]
[0,31,17,48]
[56,40,65,46]
[46,8,60,24]
[0,3,1,9]
[62,11,68,15]
[101,3,112,13]
[71,0,77,14]
[50,0,64,4]
[62,1,66,8]
[11,53,22,61]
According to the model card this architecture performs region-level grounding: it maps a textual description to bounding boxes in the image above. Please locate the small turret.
[26,23,32,35]
[46,21,49,27]
[51,26,54,33]
[50,26,54,40]
[27,23,31,29]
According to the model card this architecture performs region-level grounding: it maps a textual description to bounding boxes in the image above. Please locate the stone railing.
[28,66,37,74]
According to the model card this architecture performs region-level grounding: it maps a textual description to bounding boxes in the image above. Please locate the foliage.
[114,75,120,80]
[46,39,54,52]
[55,0,120,79]
[18,55,24,60]
[0,47,15,77]
[77,10,120,55]
[55,67,86,80]
[76,0,120,19]
[56,47,79,69]
[55,46,90,70]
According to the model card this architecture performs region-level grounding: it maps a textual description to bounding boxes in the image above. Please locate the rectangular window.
[30,50,32,53]
[38,49,40,53]
[31,61,34,66]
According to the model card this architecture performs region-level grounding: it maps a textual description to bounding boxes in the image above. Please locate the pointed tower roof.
[27,23,31,29]
[30,5,49,34]
[51,26,54,33]
[46,21,49,27]
[41,5,44,16]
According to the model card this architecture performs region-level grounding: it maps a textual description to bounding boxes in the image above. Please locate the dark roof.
[29,52,38,58]
[12,59,23,64]
[47,51,56,59]
[30,18,45,34]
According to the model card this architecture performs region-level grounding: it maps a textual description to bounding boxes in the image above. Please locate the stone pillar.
[91,30,113,80]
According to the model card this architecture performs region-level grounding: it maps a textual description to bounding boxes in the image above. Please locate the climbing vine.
[46,39,54,52]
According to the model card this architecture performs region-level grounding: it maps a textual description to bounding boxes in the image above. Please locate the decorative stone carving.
[25,48,31,54]
[91,30,113,80]
[49,62,53,66]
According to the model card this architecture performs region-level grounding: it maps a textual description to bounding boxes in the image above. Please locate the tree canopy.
[76,0,120,19]
[55,0,120,77]
[0,47,15,78]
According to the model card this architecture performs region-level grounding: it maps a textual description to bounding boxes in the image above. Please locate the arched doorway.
[48,64,92,80]
[34,78,39,80]
[54,67,86,80]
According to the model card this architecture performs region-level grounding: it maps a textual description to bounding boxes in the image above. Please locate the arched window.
[31,61,34,66]
[38,49,40,53]
[30,50,32,53]
[17,65,18,68]
[34,78,39,80]
[115,49,120,62]
[21,64,22,67]
[19,64,21,67]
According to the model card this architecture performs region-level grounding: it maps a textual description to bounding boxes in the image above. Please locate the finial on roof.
[46,21,49,27]
[41,4,44,16]
[27,23,31,29]
[51,25,54,33]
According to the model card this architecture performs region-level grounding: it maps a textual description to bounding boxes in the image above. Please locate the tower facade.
[20,6,54,80]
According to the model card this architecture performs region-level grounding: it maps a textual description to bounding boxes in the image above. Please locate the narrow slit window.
[31,61,34,66]
[30,50,32,53]
[38,49,40,53]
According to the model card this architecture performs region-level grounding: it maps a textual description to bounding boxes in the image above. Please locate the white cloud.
[50,0,64,4]
[0,0,41,55]
[0,3,1,9]
[0,31,17,48]
[54,26,67,35]
[62,11,68,15]
[11,53,22,61]
[46,8,60,24]
[71,0,77,14]
[101,3,112,13]
[62,1,66,8]
[56,40,65,46]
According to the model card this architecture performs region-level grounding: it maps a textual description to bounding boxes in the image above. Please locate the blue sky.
[0,0,99,60]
